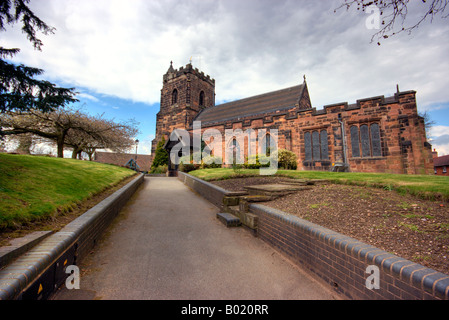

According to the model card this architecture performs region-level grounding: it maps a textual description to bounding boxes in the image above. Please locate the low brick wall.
[0,173,144,300]
[177,171,229,208]
[251,204,449,300]
[177,172,449,300]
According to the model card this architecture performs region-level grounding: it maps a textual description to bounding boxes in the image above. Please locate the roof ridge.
[194,83,305,124]
[214,84,302,109]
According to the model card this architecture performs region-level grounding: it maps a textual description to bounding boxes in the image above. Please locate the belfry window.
[199,91,205,107]
[172,89,178,105]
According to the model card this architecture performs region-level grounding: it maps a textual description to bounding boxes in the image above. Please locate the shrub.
[232,163,244,174]
[275,149,297,170]
[178,154,222,170]
[244,154,270,169]
[151,164,168,174]
[179,162,201,173]
[151,137,169,170]
[201,155,222,169]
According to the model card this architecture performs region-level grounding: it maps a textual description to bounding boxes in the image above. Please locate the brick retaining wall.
[251,204,449,300]
[177,171,229,208]
[0,173,144,300]
[178,172,449,300]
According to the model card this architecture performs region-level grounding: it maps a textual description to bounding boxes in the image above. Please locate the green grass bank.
[188,168,449,201]
[0,153,136,229]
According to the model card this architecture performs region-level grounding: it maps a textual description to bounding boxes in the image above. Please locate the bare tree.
[1,107,89,157]
[12,132,33,154]
[337,0,449,44]
[0,107,138,158]
[419,110,436,139]
[64,114,139,160]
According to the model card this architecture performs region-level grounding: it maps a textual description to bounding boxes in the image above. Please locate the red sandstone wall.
[152,63,432,175]
[189,91,433,175]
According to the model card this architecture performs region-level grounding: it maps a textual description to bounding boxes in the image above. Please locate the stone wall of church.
[152,63,433,174]
[188,90,434,175]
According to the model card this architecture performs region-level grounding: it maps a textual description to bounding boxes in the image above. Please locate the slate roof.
[434,154,449,167]
[194,84,305,124]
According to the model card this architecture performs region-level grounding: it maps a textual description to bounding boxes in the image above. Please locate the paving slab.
[52,176,339,300]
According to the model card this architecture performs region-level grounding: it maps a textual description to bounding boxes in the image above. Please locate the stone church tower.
[151,62,215,154]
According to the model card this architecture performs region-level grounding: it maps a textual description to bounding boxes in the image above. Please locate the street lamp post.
[135,139,139,161]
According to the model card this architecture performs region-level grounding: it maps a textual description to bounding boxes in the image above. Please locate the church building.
[151,62,434,174]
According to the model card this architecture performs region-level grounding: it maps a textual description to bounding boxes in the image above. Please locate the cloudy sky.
[3,0,449,155]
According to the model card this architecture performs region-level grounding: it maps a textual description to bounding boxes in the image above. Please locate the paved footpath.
[53,176,339,300]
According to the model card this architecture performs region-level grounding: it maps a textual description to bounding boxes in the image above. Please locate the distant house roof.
[434,155,449,167]
[94,151,152,172]
[194,84,306,124]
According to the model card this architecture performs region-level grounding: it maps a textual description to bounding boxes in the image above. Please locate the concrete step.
[281,179,309,185]
[244,184,312,197]
[216,212,242,228]
[241,195,273,202]
[281,179,329,185]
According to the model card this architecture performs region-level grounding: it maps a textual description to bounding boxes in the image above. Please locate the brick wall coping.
[0,173,144,300]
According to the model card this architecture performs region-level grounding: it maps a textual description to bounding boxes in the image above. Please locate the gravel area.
[211,177,449,275]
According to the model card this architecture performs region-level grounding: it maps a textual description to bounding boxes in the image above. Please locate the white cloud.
[430,125,449,138]
[77,93,99,102]
[3,0,449,111]
[138,134,155,155]
[429,125,449,156]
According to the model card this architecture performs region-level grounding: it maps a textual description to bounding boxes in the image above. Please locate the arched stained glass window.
[303,130,329,161]
[360,124,371,157]
[350,126,360,158]
[320,130,329,160]
[312,131,320,161]
[304,132,312,161]
[262,133,272,156]
[370,123,381,157]
[350,123,382,158]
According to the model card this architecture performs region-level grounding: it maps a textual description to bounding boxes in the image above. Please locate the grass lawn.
[188,168,449,201]
[0,153,137,230]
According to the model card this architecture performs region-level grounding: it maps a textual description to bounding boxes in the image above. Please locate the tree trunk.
[57,138,64,158]
[86,148,96,161]
[71,146,82,159]
[56,130,67,158]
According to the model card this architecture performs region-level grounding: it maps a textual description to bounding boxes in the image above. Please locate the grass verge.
[188,168,449,201]
[0,153,137,230]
